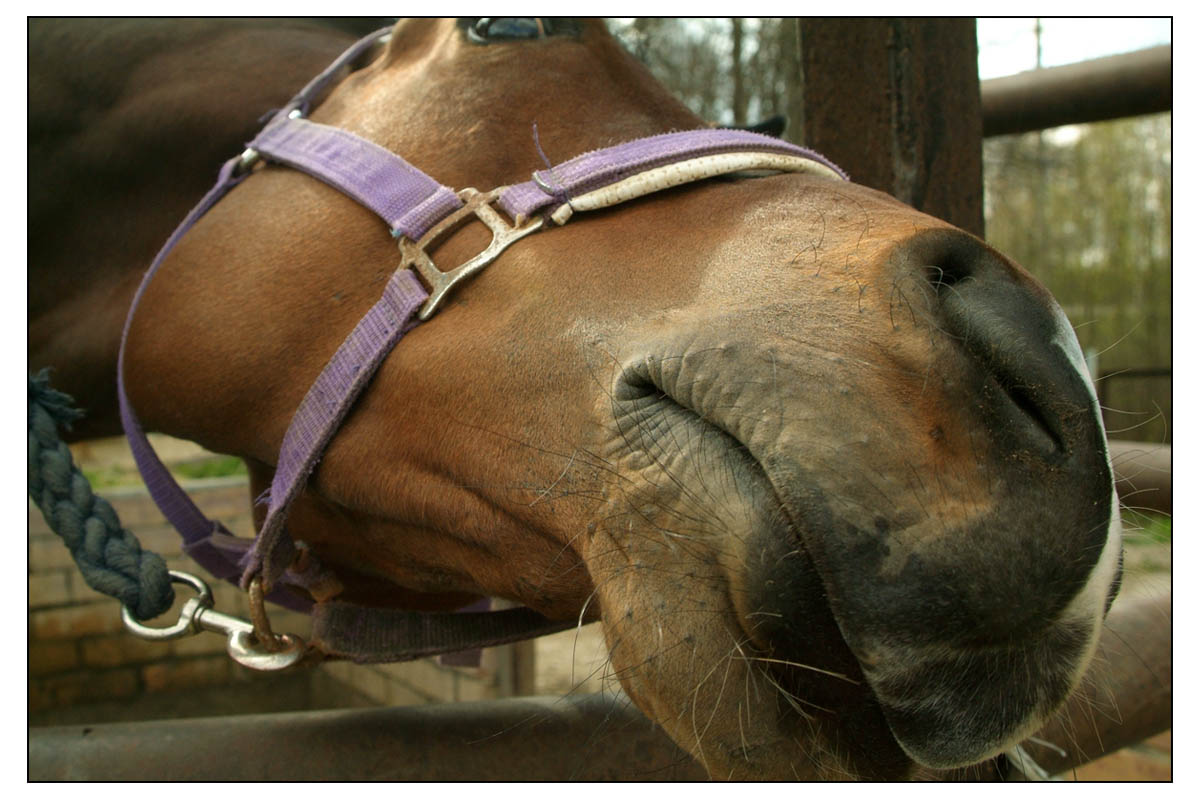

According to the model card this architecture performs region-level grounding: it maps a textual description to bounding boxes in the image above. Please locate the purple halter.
[118,26,847,662]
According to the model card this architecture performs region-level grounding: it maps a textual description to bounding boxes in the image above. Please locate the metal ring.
[121,570,213,641]
[228,630,307,671]
[247,577,284,653]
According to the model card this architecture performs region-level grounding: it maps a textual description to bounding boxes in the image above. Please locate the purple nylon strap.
[498,128,850,220]
[117,26,446,598]
[245,268,427,590]
[116,156,328,611]
[251,118,462,239]
[116,25,400,612]
[115,159,271,584]
[116,147,443,599]
[117,25,556,660]
[239,127,850,594]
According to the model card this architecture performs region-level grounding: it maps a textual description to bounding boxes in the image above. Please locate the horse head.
[117,19,1121,779]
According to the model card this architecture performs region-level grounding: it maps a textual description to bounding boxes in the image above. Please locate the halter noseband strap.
[118,26,848,663]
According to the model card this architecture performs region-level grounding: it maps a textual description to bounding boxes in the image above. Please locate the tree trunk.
[731,18,747,126]
[783,18,806,144]
[798,18,984,237]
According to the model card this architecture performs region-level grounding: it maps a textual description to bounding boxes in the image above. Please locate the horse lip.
[611,357,838,641]
[612,346,1104,771]
[612,365,871,662]
[863,611,1099,768]
[689,414,1096,774]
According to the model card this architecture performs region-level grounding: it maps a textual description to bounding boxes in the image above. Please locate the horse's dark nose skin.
[741,229,1123,768]
[847,232,1118,766]
[811,229,1117,640]
[607,222,1121,771]
[913,230,1094,460]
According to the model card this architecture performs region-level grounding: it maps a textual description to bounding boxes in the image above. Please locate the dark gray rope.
[28,370,174,620]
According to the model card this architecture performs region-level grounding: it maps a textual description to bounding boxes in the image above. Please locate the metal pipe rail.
[982,45,1171,137]
[29,692,706,781]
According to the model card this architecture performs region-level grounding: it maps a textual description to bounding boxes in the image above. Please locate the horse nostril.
[925,266,956,293]
[894,227,982,297]
[895,229,1096,457]
[923,250,973,295]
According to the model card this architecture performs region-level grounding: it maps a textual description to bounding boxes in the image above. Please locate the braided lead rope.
[28,371,174,620]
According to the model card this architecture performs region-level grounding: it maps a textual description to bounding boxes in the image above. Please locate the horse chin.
[849,491,1125,769]
[731,460,1123,774]
[728,438,1123,772]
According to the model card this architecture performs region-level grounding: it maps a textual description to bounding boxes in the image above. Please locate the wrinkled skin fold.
[30,19,1123,779]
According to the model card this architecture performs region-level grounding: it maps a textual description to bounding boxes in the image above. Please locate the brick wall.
[29,478,301,715]
[28,474,525,723]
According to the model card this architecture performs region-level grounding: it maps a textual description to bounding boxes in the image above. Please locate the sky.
[976,17,1172,78]
[608,16,1172,80]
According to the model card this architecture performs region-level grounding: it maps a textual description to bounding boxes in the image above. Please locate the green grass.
[80,464,141,489]
[171,456,247,481]
[1122,509,1172,545]
[82,456,247,489]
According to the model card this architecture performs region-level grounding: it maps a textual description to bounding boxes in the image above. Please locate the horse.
[29,18,1124,780]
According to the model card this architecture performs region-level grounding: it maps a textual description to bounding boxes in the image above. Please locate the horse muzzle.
[738,230,1124,769]
[612,226,1124,771]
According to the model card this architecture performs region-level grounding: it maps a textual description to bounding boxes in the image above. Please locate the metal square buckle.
[399,187,543,321]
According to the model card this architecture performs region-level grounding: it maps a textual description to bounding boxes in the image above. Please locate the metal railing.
[981,45,1171,137]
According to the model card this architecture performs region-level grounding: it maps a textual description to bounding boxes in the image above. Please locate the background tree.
[984,115,1171,443]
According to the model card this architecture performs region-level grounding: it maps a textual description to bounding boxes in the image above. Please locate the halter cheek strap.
[116,26,399,613]
[249,116,463,238]
[119,26,848,662]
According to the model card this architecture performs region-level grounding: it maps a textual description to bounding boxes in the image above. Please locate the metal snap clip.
[122,570,306,671]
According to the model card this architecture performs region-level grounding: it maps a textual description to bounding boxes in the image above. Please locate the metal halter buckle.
[400,187,543,321]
